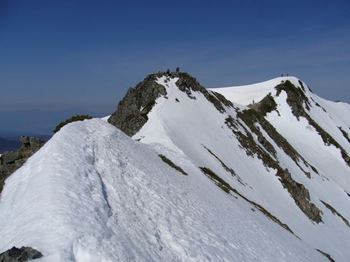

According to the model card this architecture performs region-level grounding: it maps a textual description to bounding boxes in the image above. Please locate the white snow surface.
[213,77,287,106]
[0,119,323,261]
[1,75,349,261]
[135,76,350,261]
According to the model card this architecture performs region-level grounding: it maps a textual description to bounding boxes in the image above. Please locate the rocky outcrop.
[275,80,350,167]
[108,73,167,136]
[159,154,188,176]
[0,246,42,262]
[276,169,323,223]
[108,71,234,136]
[338,126,350,144]
[0,136,45,194]
[53,115,92,133]
[248,94,277,116]
[174,72,233,112]
[226,106,323,223]
[275,80,311,117]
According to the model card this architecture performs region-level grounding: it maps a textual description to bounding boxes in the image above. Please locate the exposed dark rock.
[53,115,93,133]
[321,200,350,227]
[275,81,350,166]
[174,72,233,112]
[306,114,350,167]
[298,80,305,91]
[159,154,188,176]
[1,151,20,165]
[238,105,318,177]
[199,167,231,193]
[275,80,311,116]
[225,110,323,223]
[276,169,323,223]
[0,136,45,194]
[339,126,350,144]
[316,249,335,262]
[237,110,278,159]
[0,246,42,262]
[310,97,327,112]
[211,91,234,108]
[108,73,167,136]
[108,71,234,136]
[199,166,294,234]
[202,145,244,184]
[248,94,277,116]
[225,115,239,129]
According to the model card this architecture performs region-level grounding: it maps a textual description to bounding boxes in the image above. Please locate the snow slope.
[1,72,349,261]
[213,76,350,261]
[0,119,323,261]
[213,77,285,106]
[132,75,350,261]
[213,76,350,191]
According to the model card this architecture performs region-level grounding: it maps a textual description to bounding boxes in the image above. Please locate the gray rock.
[0,137,45,194]
[0,246,42,262]
[108,71,234,136]
[20,136,30,147]
[108,73,167,136]
[1,152,20,165]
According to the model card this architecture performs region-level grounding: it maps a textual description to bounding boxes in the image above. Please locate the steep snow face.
[0,119,323,261]
[132,75,350,261]
[213,76,350,191]
[213,76,350,260]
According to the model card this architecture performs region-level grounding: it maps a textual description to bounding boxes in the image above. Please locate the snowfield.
[0,119,323,261]
[1,73,349,261]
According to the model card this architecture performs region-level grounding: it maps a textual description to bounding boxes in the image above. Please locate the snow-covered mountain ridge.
[1,71,349,261]
[109,72,350,261]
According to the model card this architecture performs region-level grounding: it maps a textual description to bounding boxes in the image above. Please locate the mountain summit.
[1,72,350,261]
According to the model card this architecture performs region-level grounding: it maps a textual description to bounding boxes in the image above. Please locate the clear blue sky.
[1,0,349,135]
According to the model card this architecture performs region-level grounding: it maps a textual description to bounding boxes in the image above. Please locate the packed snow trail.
[0,119,323,261]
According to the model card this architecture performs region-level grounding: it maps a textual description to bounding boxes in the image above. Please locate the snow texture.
[0,119,324,261]
[1,75,349,261]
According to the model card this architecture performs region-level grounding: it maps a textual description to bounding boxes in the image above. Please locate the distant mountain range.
[0,137,20,153]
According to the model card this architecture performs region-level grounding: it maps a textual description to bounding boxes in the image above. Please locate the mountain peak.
[108,71,234,136]
[108,73,167,136]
